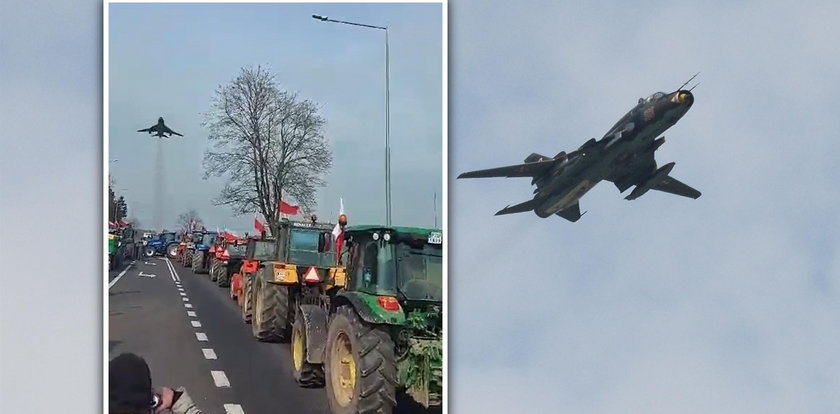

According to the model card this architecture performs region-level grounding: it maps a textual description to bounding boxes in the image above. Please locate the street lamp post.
[312,14,392,227]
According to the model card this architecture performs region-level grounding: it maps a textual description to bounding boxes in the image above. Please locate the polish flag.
[254,212,266,233]
[279,200,300,215]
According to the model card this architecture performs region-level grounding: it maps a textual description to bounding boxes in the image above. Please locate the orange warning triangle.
[304,266,320,283]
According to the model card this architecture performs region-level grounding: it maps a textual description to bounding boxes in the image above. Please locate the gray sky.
[108,2,442,233]
[450,1,840,413]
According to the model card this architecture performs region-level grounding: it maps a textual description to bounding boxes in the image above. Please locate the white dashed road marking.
[187,311,196,317]
[182,297,189,301]
[224,404,245,414]
[202,348,217,360]
[191,320,202,328]
[196,332,208,341]
[184,304,193,308]
[211,371,231,387]
[180,292,187,296]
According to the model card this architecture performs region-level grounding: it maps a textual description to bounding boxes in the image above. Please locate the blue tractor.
[191,231,218,274]
[143,231,179,259]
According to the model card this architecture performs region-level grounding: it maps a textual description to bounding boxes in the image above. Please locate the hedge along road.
[109,256,329,413]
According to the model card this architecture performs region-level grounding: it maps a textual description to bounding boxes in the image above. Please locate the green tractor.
[107,229,121,271]
[292,225,443,413]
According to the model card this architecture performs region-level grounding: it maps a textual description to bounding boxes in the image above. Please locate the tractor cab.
[301,225,443,410]
[190,231,218,273]
[342,226,443,307]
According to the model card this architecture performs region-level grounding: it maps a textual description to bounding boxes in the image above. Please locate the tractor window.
[252,241,276,260]
[289,229,335,267]
[191,233,204,243]
[361,242,379,289]
[161,233,176,243]
[396,244,442,302]
[227,244,247,256]
[290,229,319,251]
[201,233,216,246]
[357,241,397,294]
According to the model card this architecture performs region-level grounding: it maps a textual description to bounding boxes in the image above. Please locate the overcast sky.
[450,1,840,413]
[108,2,442,233]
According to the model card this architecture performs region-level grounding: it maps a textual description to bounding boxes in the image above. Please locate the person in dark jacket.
[109,353,203,414]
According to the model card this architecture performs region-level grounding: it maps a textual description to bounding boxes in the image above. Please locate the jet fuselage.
[531,89,694,217]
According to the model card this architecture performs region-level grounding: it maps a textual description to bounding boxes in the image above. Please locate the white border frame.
[103,1,448,413]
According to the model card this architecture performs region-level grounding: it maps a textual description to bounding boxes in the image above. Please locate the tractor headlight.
[383,233,391,242]
[372,232,380,241]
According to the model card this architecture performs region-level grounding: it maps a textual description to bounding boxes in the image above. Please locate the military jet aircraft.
[457,74,701,222]
[137,117,183,138]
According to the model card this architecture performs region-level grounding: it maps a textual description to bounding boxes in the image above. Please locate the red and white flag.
[279,200,300,215]
[254,212,266,234]
[278,190,301,216]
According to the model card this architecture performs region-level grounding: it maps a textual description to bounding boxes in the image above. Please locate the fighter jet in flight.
[137,117,183,138]
[458,74,701,222]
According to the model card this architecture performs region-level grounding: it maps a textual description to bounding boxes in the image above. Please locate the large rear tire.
[217,267,231,287]
[326,306,397,414]
[209,259,218,282]
[192,251,205,274]
[183,249,193,268]
[240,275,253,324]
[251,277,291,342]
[293,310,325,388]
[144,247,155,258]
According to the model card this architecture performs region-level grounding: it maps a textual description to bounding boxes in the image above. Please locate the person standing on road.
[109,352,204,414]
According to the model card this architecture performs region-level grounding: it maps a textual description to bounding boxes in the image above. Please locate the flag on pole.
[279,200,300,215]
[279,189,300,216]
[254,212,266,234]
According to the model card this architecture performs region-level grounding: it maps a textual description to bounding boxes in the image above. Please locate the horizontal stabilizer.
[495,198,540,216]
[555,202,585,222]
[652,175,702,199]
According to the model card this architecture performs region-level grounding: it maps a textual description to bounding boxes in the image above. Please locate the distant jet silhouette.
[137,117,183,138]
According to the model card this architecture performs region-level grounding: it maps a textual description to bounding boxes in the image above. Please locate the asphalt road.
[109,257,330,414]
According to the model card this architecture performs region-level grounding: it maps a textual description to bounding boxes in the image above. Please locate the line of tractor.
[140,215,443,413]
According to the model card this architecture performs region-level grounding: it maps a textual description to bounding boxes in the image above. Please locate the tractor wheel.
[217,268,230,287]
[293,310,325,388]
[229,274,237,300]
[183,250,193,267]
[240,275,253,324]
[166,244,178,260]
[144,247,155,258]
[192,251,204,274]
[326,306,397,414]
[251,277,291,342]
[209,260,217,281]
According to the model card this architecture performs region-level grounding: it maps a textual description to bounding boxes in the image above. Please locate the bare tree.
[177,209,202,232]
[202,65,332,234]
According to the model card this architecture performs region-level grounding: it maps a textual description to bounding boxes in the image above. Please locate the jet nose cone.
[671,90,694,106]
